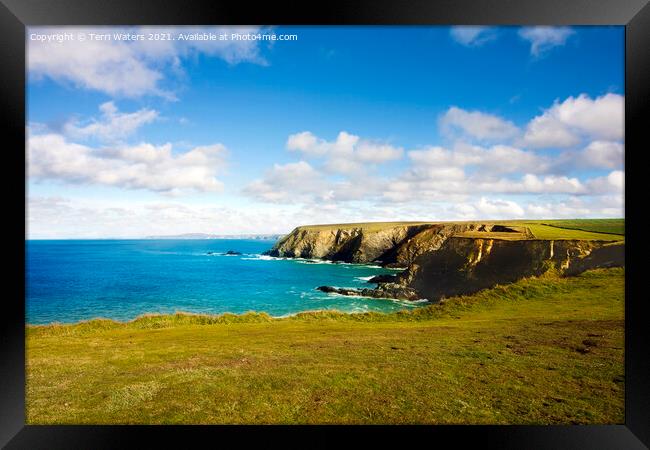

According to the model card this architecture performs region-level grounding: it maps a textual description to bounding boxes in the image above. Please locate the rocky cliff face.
[268,224,624,302]
[392,238,624,301]
[267,223,480,266]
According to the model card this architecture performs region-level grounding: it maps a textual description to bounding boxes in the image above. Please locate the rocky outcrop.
[399,238,624,301]
[563,242,625,276]
[270,223,624,302]
[316,284,420,301]
[266,224,436,265]
[389,224,465,266]
[367,274,397,284]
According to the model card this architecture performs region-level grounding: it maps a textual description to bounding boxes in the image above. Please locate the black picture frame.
[2,0,648,448]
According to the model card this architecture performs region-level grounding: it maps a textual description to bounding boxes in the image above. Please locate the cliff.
[266,222,530,266]
[268,222,625,302]
[266,224,433,264]
[384,237,624,301]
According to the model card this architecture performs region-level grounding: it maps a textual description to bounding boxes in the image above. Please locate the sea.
[25,239,426,325]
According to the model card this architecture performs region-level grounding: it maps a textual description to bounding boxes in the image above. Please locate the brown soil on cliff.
[403,238,624,301]
[268,221,625,303]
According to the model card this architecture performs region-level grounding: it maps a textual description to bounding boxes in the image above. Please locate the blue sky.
[27,26,624,238]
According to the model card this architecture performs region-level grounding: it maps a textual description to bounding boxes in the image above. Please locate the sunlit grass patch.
[26,268,624,425]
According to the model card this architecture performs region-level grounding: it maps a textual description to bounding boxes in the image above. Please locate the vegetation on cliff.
[288,219,624,240]
[268,219,625,302]
[26,268,624,424]
[268,219,624,264]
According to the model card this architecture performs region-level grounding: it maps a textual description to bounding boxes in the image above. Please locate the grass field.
[295,219,624,241]
[518,223,624,241]
[527,219,625,236]
[297,221,435,232]
[26,268,625,425]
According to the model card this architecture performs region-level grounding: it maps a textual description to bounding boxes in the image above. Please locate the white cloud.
[513,174,586,194]
[286,131,322,155]
[29,29,167,98]
[449,196,611,221]
[485,145,549,173]
[28,132,227,193]
[245,131,409,204]
[243,159,389,204]
[408,143,549,175]
[380,163,596,203]
[408,146,477,166]
[450,26,497,47]
[27,197,303,238]
[523,93,624,148]
[474,197,525,218]
[586,170,624,194]
[525,195,623,219]
[63,101,158,142]
[245,113,624,222]
[451,194,624,222]
[27,188,625,239]
[581,141,624,169]
[439,107,519,141]
[522,112,580,148]
[518,26,575,56]
[286,131,403,175]
[355,142,404,163]
[252,125,625,210]
[28,26,267,98]
[243,161,330,203]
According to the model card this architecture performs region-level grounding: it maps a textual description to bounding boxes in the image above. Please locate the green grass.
[528,219,625,236]
[296,221,435,232]
[293,219,624,241]
[26,268,624,425]
[518,223,624,241]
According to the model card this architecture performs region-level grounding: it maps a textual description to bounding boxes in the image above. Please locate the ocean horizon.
[25,239,419,325]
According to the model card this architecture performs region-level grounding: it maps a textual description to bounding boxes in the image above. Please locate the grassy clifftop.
[294,219,624,241]
[27,268,624,425]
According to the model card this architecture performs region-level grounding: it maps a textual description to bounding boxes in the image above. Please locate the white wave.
[319,290,428,305]
[320,292,356,298]
[355,276,375,281]
[296,259,333,265]
[241,255,339,264]
[348,304,370,313]
[240,254,282,261]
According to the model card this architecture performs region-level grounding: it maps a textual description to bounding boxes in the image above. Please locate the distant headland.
[144,233,284,240]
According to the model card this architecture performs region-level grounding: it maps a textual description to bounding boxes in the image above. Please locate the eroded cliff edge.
[266,223,625,302]
[267,223,526,266]
[382,237,624,301]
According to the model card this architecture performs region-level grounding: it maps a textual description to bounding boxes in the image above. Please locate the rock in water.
[316,286,363,296]
[367,274,396,283]
[316,284,421,301]
[359,284,421,301]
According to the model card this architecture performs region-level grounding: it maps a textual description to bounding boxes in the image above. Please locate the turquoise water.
[25,239,422,325]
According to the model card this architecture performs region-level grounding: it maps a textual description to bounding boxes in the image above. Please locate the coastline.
[25,300,432,329]
[27,239,412,324]
[26,267,625,425]
[26,266,623,330]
